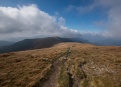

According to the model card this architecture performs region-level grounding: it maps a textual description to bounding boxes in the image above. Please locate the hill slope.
[0,41,14,47]
[0,37,74,53]
[0,42,121,87]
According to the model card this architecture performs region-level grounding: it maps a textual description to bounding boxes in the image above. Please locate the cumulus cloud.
[107,3,121,38]
[58,17,65,26]
[0,4,81,40]
[92,0,121,39]
[66,0,121,39]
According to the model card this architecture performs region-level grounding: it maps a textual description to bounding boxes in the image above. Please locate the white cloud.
[65,5,75,12]
[0,4,81,40]
[66,0,121,39]
[58,17,65,26]
[92,0,121,39]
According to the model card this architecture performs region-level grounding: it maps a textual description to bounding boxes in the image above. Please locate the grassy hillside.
[0,42,121,87]
[0,37,74,54]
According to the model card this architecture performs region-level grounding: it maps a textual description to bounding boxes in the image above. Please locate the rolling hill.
[0,42,121,87]
[0,37,89,54]
[0,41,14,47]
[0,37,76,54]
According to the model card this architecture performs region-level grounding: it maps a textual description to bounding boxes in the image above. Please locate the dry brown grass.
[63,43,121,87]
[0,44,67,87]
[0,42,121,87]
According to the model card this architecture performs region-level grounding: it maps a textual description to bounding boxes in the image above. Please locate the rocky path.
[41,59,60,87]
[41,47,71,87]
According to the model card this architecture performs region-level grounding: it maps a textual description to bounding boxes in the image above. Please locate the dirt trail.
[41,47,72,87]
[41,59,61,87]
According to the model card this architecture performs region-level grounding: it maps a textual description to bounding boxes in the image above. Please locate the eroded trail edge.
[41,47,73,87]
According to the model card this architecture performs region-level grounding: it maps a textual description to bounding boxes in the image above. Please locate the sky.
[0,0,121,45]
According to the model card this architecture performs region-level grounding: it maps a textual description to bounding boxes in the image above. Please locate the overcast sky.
[0,0,121,44]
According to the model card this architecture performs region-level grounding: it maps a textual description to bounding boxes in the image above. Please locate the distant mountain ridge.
[0,37,80,54]
[0,41,14,47]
